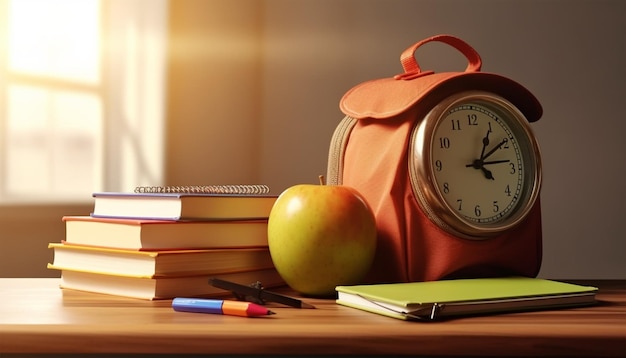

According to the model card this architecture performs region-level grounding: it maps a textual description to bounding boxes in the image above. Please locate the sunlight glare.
[8,0,100,83]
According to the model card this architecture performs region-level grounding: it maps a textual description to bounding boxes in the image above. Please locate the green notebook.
[336,277,598,321]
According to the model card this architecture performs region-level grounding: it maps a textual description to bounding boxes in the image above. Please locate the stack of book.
[48,187,284,300]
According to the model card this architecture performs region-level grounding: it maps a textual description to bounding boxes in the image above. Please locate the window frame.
[0,0,167,204]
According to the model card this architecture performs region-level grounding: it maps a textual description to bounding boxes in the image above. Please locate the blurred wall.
[0,204,91,277]
[166,0,263,185]
[167,0,625,279]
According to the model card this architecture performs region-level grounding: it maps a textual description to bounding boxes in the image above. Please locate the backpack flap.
[341,33,541,121]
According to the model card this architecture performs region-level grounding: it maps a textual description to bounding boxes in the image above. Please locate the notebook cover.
[336,277,598,320]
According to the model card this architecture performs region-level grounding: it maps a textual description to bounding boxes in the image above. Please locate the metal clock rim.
[409,90,542,239]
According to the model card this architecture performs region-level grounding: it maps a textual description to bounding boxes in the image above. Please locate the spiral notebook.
[133,185,271,195]
[91,185,278,221]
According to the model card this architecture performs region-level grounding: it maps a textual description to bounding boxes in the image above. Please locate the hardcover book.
[336,277,598,321]
[48,243,275,277]
[91,192,277,221]
[62,216,269,250]
[56,267,285,300]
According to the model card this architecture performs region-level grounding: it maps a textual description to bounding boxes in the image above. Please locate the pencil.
[172,298,275,317]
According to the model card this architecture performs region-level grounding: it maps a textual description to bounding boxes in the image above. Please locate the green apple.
[267,180,377,296]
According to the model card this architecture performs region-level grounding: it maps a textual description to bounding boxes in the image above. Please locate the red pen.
[172,298,275,317]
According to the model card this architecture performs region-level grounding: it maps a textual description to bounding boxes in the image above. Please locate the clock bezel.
[409,90,542,239]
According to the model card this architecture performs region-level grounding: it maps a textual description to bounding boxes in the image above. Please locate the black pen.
[208,278,315,309]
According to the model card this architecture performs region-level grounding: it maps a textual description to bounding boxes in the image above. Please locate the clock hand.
[466,133,507,180]
[481,138,508,161]
[466,159,482,169]
[482,159,510,165]
[479,128,491,160]
[466,159,510,167]
[465,159,496,180]
[481,166,495,180]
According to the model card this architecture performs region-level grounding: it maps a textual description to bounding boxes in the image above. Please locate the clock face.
[410,91,541,238]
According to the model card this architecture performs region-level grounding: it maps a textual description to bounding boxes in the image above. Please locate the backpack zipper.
[326,116,358,185]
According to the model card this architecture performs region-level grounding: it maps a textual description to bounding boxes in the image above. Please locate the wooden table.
[0,278,624,356]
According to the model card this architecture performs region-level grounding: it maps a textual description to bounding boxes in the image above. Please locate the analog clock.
[410,91,542,239]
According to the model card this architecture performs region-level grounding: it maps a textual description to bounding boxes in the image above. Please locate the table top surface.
[0,278,624,356]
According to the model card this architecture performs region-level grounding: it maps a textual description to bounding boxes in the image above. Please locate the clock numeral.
[474,205,481,217]
[442,182,450,194]
[509,162,516,174]
[456,199,462,211]
[467,114,478,126]
[504,185,511,196]
[451,119,461,131]
[493,201,499,213]
[435,160,443,171]
[501,137,510,149]
[450,114,480,128]
[439,137,450,149]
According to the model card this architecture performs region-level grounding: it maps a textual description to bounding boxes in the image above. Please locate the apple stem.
[319,175,326,186]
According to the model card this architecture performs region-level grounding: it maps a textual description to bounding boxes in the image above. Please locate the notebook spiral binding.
[134,185,270,195]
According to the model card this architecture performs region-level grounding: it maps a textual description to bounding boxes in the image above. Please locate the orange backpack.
[327,35,543,283]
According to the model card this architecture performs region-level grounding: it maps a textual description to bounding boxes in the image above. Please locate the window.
[0,0,167,203]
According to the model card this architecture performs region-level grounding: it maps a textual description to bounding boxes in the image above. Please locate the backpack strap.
[395,34,482,81]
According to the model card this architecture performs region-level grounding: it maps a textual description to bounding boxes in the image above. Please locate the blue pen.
[172,298,275,317]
